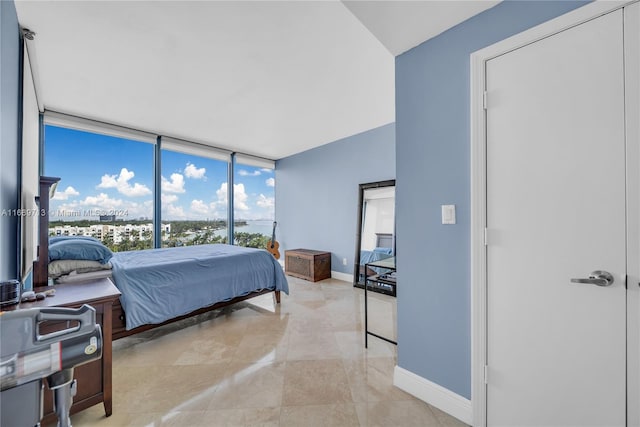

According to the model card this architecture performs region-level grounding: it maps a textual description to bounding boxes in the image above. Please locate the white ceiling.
[344,1,499,56]
[14,0,497,160]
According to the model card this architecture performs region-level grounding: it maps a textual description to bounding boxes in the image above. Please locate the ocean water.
[213,220,275,238]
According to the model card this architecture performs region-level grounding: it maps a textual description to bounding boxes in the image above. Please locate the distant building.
[99,215,116,222]
[50,223,171,243]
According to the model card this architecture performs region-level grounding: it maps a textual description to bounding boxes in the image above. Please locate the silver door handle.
[570,270,614,287]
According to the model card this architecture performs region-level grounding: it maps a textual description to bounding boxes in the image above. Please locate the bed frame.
[111,288,280,340]
[34,175,282,341]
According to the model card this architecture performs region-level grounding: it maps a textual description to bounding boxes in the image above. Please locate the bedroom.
[1,1,639,426]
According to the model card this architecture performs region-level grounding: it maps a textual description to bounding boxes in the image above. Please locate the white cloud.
[238,169,261,177]
[162,193,178,204]
[205,202,226,219]
[123,182,152,197]
[260,168,273,173]
[234,184,249,211]
[79,193,123,208]
[161,173,185,193]
[143,200,153,208]
[265,177,275,187]
[256,194,274,209]
[215,183,228,205]
[50,201,79,215]
[215,182,249,211]
[50,193,154,221]
[97,168,151,197]
[184,163,206,180]
[52,186,79,200]
[190,199,209,215]
[122,200,154,220]
[164,204,186,219]
[97,175,118,189]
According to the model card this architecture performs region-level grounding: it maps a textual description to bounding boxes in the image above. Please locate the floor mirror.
[353,179,395,295]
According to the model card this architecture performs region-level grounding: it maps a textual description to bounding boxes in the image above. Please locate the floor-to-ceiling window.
[233,155,275,248]
[160,139,229,247]
[43,115,276,251]
[44,124,155,251]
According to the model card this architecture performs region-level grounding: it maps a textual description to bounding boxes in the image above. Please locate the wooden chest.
[285,249,331,282]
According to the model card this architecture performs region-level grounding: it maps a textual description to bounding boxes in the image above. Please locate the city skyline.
[45,125,275,222]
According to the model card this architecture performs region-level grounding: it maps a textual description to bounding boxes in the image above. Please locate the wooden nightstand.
[3,278,120,424]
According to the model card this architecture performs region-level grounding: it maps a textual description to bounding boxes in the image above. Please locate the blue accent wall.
[395,1,588,399]
[276,123,395,275]
[0,0,20,281]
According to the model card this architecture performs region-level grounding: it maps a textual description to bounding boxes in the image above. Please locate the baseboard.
[331,270,352,282]
[393,366,472,425]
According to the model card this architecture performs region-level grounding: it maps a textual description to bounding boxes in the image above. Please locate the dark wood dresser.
[3,278,121,425]
[285,249,331,282]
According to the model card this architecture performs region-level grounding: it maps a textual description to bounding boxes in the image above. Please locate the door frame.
[470,1,639,425]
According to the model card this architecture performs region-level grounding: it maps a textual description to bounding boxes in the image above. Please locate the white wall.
[21,40,40,282]
[361,197,394,250]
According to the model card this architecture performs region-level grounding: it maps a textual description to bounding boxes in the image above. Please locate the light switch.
[442,205,456,225]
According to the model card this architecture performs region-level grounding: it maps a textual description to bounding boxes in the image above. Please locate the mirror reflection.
[354,180,395,295]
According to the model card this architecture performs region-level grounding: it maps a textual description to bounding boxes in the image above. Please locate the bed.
[110,244,288,330]
[358,247,393,279]
[46,237,288,339]
[357,233,394,280]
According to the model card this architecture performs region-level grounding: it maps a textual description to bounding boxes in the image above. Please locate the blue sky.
[45,125,275,221]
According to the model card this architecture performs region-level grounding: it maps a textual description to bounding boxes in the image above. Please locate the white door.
[486,9,626,426]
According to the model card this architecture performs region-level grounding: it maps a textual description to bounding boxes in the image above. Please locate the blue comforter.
[110,244,289,330]
[360,249,393,276]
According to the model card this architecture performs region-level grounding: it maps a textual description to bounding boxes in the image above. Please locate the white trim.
[624,3,640,426]
[393,366,472,425]
[331,270,352,282]
[472,1,631,63]
[470,2,637,426]
[470,40,488,427]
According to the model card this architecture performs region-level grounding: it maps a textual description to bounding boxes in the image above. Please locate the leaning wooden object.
[266,221,280,259]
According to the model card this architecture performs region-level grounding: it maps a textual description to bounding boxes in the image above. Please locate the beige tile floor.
[71,277,467,426]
